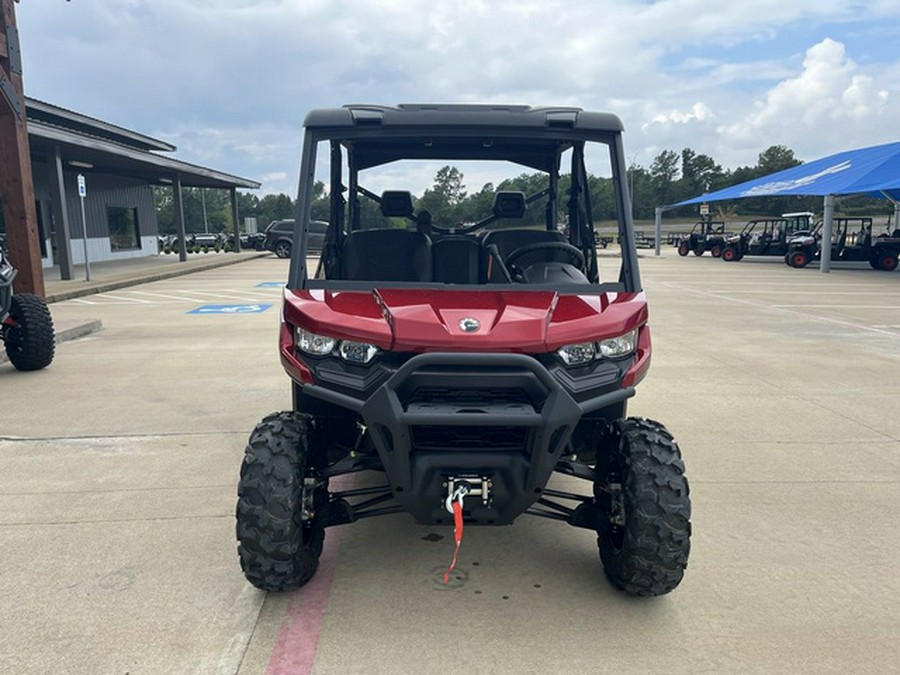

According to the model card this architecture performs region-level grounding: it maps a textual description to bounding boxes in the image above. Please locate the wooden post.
[0,0,44,296]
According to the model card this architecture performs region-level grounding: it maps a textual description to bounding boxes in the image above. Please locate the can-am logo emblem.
[458,317,480,333]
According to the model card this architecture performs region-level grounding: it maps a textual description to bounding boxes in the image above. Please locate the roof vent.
[546,111,577,128]
[349,108,385,125]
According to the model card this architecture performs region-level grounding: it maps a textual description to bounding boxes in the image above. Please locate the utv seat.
[481,228,567,281]
[341,229,432,282]
[432,236,483,284]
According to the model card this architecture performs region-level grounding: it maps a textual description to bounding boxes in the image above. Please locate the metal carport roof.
[659,142,900,272]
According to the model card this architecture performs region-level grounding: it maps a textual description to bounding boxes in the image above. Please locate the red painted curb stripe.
[265,525,344,675]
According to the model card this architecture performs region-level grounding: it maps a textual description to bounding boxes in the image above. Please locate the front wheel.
[871,251,898,271]
[710,245,722,258]
[787,250,811,268]
[3,293,55,371]
[677,242,689,256]
[274,240,292,258]
[594,418,691,596]
[236,411,327,591]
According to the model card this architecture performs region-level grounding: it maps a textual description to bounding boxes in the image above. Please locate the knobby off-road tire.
[721,246,739,262]
[595,418,691,596]
[236,411,326,591]
[4,293,55,371]
[787,250,811,269]
[870,252,898,271]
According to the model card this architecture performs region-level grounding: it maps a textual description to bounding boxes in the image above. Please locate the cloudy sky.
[16,0,900,196]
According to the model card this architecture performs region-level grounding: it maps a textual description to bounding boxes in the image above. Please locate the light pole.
[629,152,640,211]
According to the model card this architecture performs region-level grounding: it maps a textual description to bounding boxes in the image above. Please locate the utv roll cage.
[285,104,642,295]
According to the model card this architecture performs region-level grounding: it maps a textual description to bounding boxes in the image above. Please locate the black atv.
[720,212,816,262]
[1,239,55,370]
[676,220,729,257]
[785,217,900,271]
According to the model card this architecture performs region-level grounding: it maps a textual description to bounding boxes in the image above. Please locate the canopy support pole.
[654,207,663,256]
[820,194,835,273]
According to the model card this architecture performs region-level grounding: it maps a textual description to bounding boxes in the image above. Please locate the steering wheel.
[505,241,585,273]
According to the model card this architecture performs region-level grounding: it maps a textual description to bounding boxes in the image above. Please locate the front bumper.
[300,352,633,524]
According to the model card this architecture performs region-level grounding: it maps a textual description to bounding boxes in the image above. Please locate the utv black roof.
[302,104,626,172]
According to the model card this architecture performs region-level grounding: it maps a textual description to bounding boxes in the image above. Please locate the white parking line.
[130,290,212,303]
[772,304,900,309]
[187,290,277,303]
[663,281,900,339]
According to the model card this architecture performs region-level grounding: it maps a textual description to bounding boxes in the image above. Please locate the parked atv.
[785,217,899,271]
[676,219,729,257]
[235,105,691,597]
[1,240,55,370]
[720,212,816,262]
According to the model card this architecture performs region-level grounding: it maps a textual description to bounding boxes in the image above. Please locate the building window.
[108,206,140,251]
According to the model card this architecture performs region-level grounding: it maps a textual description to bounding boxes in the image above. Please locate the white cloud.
[644,102,714,128]
[14,1,900,192]
[720,38,894,159]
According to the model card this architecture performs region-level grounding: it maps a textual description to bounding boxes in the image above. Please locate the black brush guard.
[304,353,633,526]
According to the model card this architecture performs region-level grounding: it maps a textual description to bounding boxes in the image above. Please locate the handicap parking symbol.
[188,303,272,315]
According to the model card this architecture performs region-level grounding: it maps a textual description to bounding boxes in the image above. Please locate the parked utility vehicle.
[785,217,899,271]
[720,212,816,262]
[235,105,691,597]
[1,239,55,370]
[676,219,729,257]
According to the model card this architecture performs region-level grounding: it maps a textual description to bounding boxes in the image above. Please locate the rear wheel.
[721,246,739,262]
[236,411,327,591]
[594,418,691,596]
[3,293,55,371]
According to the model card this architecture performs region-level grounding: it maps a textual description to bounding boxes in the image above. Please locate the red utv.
[235,105,691,597]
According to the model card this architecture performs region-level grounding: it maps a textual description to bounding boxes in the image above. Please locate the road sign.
[699,203,709,216]
[77,173,86,197]
[187,304,272,315]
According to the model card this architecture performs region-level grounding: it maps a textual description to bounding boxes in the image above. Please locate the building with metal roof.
[9,97,260,279]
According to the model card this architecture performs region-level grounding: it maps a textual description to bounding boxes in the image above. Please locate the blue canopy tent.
[654,141,900,272]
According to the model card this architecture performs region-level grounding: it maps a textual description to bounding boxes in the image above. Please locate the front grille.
[408,386,531,407]
[412,425,528,451]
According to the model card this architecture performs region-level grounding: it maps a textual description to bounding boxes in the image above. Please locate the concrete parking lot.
[1,252,898,674]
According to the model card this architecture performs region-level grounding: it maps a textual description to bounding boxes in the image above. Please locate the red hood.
[283,287,647,353]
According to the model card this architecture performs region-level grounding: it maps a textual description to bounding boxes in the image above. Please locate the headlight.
[296,328,336,355]
[295,328,379,364]
[556,342,596,366]
[598,328,637,358]
[338,340,380,364]
[556,329,638,366]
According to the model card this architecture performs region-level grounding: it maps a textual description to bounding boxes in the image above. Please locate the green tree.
[418,166,468,227]
[650,150,680,207]
[757,145,800,174]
